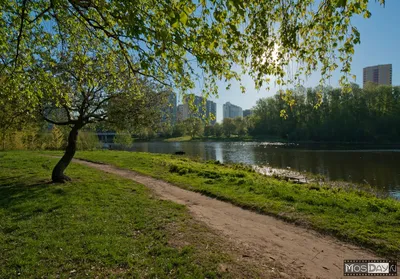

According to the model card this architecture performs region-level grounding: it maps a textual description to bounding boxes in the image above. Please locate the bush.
[40,126,67,150]
[169,164,180,173]
[113,131,133,147]
[0,125,101,151]
[1,128,42,150]
[2,131,26,150]
[77,131,101,150]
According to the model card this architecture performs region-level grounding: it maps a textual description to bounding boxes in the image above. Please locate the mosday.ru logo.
[344,260,397,276]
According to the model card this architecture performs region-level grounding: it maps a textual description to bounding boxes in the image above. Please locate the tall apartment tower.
[243,109,253,117]
[363,64,392,87]
[205,100,217,125]
[161,91,177,125]
[223,102,243,119]
[180,94,217,125]
[176,104,184,122]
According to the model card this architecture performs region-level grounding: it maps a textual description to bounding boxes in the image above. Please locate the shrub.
[198,170,221,179]
[41,126,67,150]
[2,128,41,150]
[113,131,133,147]
[77,131,101,150]
[169,164,179,173]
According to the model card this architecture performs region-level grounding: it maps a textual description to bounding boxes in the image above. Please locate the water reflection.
[127,141,400,197]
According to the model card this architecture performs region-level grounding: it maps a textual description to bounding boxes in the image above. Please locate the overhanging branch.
[15,0,28,68]
[42,114,75,126]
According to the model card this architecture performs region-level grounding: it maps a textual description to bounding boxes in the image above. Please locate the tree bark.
[1,133,5,151]
[52,126,79,183]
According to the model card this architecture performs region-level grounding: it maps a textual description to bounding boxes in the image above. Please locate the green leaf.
[172,20,179,29]
[175,35,183,47]
[179,12,188,25]
[335,0,347,8]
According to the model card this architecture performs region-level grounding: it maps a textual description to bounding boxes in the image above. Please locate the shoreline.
[252,165,392,199]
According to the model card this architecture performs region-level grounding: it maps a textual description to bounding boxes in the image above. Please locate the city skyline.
[174,60,397,122]
[175,96,252,124]
[178,94,217,125]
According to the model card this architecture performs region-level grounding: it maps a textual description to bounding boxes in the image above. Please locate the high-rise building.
[243,109,253,117]
[206,100,217,125]
[363,64,392,87]
[176,104,184,122]
[179,94,217,124]
[161,91,177,125]
[223,102,243,119]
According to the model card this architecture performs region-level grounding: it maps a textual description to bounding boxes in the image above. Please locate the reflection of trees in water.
[251,147,400,192]
[218,142,256,165]
[134,142,149,152]
[214,143,224,163]
[252,146,293,169]
[204,144,217,161]
[319,152,398,189]
[180,142,205,160]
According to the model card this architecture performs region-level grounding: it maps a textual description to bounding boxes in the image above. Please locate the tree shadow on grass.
[0,179,55,212]
[0,175,72,231]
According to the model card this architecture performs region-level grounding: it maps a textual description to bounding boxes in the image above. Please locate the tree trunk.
[1,133,5,151]
[52,127,79,183]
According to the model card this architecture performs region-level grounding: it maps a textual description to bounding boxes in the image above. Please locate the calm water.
[124,141,400,198]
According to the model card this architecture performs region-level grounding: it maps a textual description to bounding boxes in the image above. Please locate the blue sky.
[191,1,400,122]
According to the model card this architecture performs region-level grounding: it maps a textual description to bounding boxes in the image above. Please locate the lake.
[121,141,400,199]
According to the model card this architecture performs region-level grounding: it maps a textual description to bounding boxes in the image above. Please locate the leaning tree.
[1,0,384,181]
[33,22,169,182]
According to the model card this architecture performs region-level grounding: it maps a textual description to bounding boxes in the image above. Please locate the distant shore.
[132,136,400,149]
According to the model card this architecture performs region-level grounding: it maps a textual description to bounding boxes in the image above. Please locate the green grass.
[70,150,400,259]
[0,152,264,278]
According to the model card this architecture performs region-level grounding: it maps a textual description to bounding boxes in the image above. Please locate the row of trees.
[251,84,400,142]
[164,84,400,143]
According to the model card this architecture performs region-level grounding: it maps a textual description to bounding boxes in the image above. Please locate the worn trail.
[72,158,384,279]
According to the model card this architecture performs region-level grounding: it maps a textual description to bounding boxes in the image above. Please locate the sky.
[186,1,400,123]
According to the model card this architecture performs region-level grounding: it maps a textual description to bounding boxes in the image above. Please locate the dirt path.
[73,158,386,279]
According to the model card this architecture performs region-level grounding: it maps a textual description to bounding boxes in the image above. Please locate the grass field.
[71,150,400,259]
[0,152,267,278]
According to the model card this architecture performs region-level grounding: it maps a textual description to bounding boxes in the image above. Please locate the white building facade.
[223,102,243,119]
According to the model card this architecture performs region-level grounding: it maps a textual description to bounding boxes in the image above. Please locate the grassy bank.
[163,135,257,142]
[71,150,400,259]
[0,152,267,278]
[164,136,192,142]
